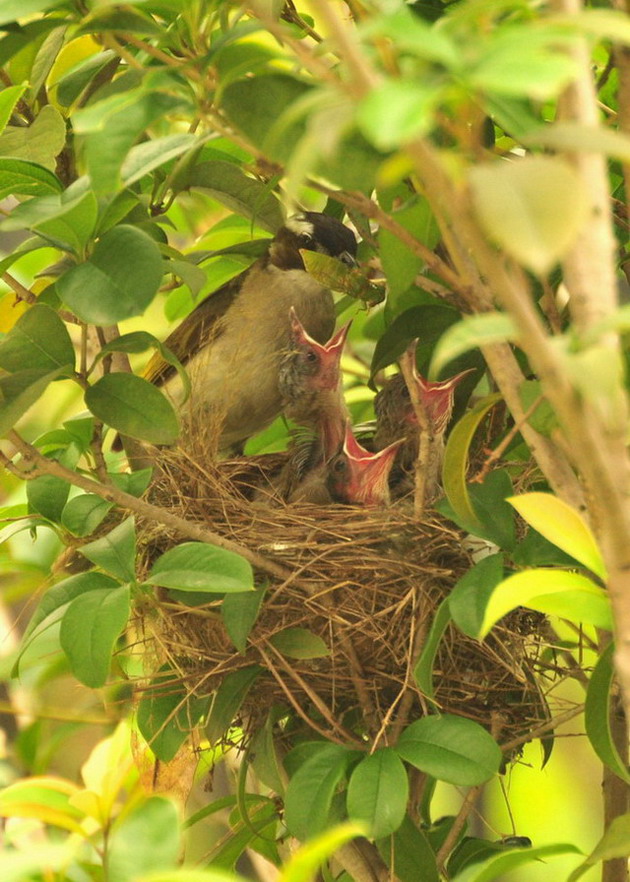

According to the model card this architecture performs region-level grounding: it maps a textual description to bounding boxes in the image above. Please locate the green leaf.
[188,161,284,233]
[57,224,164,323]
[55,50,118,108]
[346,748,408,838]
[60,584,130,687]
[0,179,97,253]
[75,89,188,194]
[26,473,72,523]
[479,569,612,639]
[507,492,606,580]
[110,468,153,498]
[94,331,190,403]
[0,83,27,134]
[0,304,74,375]
[79,517,136,582]
[206,666,263,745]
[584,643,630,784]
[413,597,451,701]
[396,715,502,786]
[249,713,285,794]
[76,6,164,36]
[0,776,84,832]
[357,79,438,150]
[61,494,113,537]
[284,743,357,841]
[132,871,243,882]
[469,157,590,275]
[221,74,310,165]
[431,313,517,377]
[0,1,65,25]
[108,796,181,882]
[452,843,581,882]
[221,588,265,652]
[146,542,253,593]
[14,571,119,676]
[441,393,502,529]
[121,134,198,187]
[0,105,65,171]
[269,628,329,659]
[469,29,579,100]
[0,157,62,200]
[449,555,505,639]
[85,373,179,445]
[567,813,630,882]
[376,815,439,882]
[280,822,368,882]
[0,366,69,438]
[465,470,516,551]
[137,666,210,762]
[371,304,460,377]
[518,379,558,437]
[209,800,279,871]
[378,195,438,304]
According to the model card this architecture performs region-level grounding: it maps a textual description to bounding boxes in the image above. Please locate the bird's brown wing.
[143,266,253,387]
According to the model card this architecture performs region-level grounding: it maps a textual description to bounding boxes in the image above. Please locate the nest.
[135,444,551,750]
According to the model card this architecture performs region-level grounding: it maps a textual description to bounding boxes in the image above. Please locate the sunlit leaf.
[479,569,612,638]
[0,776,84,833]
[507,493,606,579]
[469,157,590,274]
[280,822,367,882]
[567,813,630,882]
[452,842,582,882]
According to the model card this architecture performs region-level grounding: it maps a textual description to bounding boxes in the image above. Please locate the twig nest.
[136,447,548,746]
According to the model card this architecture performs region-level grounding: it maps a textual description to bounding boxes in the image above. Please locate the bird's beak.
[343,424,404,506]
[314,321,352,391]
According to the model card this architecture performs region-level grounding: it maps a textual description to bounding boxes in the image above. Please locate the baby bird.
[374,354,473,500]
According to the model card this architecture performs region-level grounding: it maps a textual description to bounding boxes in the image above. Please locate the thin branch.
[6,431,298,586]
[2,273,81,325]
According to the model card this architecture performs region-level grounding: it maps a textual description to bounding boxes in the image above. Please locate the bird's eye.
[331,456,347,474]
[401,386,410,400]
[305,350,318,363]
[298,233,314,248]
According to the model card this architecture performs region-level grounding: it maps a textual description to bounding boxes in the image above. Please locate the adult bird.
[374,354,473,500]
[141,212,357,452]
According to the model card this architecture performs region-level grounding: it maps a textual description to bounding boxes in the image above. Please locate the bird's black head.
[270,212,358,270]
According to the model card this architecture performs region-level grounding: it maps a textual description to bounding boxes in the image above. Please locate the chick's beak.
[289,307,351,391]
[342,424,404,506]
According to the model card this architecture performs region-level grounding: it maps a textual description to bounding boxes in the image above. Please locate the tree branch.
[6,431,297,585]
